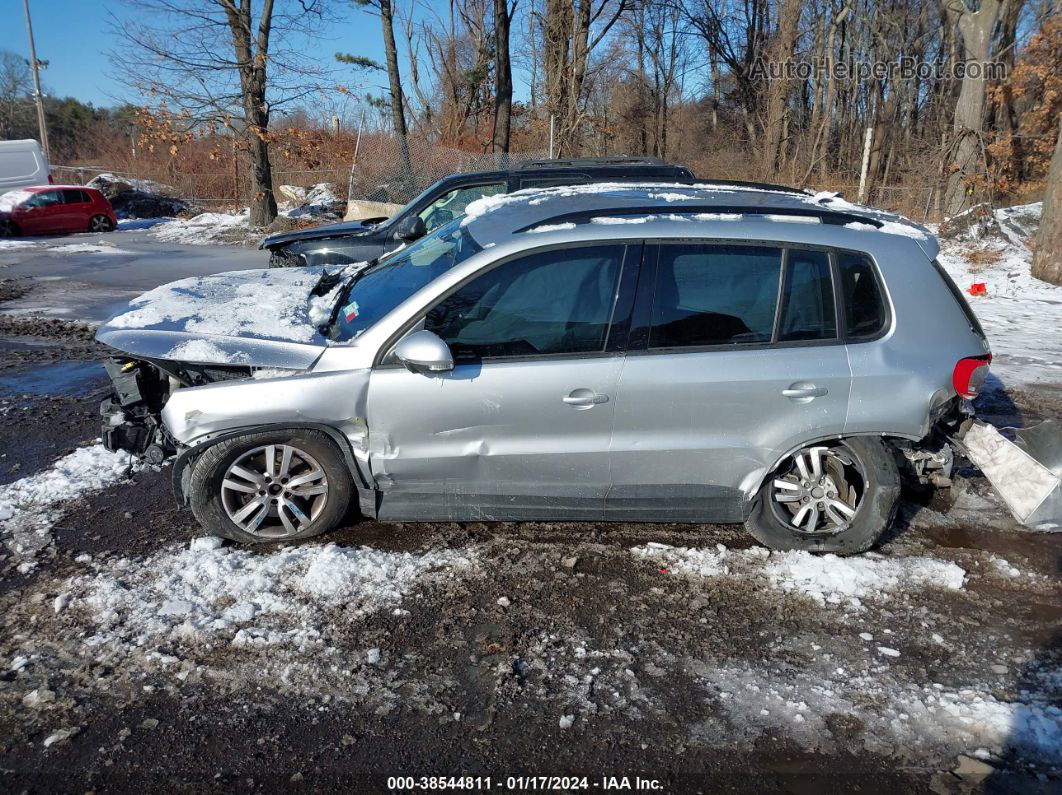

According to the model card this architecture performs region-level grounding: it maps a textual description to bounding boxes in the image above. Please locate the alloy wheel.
[220,444,329,538]
[90,215,112,232]
[770,444,864,535]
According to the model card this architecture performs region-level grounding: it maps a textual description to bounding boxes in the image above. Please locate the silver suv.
[97,184,991,553]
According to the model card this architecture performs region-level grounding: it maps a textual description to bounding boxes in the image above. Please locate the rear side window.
[426,244,624,360]
[837,252,887,340]
[777,249,837,341]
[648,244,782,348]
[63,189,89,204]
[931,258,986,339]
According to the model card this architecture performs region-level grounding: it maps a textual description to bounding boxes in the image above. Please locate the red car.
[0,185,117,236]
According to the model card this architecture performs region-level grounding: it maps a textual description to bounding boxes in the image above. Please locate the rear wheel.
[88,214,114,233]
[189,430,352,544]
[744,437,900,554]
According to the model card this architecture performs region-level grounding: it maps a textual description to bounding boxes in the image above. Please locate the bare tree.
[0,50,33,139]
[111,0,330,226]
[493,0,517,155]
[761,0,803,178]
[942,0,1010,217]
[356,0,414,184]
[1032,125,1062,285]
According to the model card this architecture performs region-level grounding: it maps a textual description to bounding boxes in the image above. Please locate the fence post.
[549,115,555,159]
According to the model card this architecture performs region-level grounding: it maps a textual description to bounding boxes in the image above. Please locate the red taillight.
[953,355,992,399]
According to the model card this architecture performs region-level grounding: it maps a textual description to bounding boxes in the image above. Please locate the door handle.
[563,388,609,409]
[782,383,828,399]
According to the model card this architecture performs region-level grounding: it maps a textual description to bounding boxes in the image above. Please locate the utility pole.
[23,0,50,160]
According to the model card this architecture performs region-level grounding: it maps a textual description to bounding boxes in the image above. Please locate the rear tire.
[189,430,352,545]
[88,214,114,233]
[744,437,900,554]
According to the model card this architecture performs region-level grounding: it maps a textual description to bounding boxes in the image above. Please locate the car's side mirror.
[393,329,453,374]
[394,215,427,242]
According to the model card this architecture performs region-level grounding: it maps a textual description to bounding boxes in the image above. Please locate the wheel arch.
[743,430,921,504]
[172,422,376,517]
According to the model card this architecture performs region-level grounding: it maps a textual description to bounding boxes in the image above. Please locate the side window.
[425,245,624,360]
[838,252,887,340]
[23,191,62,209]
[63,190,88,204]
[777,249,837,341]
[418,182,505,233]
[649,244,782,348]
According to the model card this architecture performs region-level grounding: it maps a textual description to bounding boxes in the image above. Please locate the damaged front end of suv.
[96,265,359,464]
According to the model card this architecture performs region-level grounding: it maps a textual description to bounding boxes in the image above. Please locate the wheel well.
[172,423,374,514]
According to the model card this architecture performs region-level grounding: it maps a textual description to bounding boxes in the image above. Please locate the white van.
[0,139,51,193]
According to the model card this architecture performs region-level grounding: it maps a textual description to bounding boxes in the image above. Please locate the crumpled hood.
[259,218,379,249]
[96,266,357,368]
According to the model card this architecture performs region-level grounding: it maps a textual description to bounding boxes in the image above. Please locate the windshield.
[332,219,483,341]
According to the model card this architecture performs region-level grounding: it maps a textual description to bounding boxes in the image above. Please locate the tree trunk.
[943,0,1006,217]
[1032,127,1062,286]
[220,0,278,227]
[492,0,514,157]
[380,0,412,186]
[761,0,803,179]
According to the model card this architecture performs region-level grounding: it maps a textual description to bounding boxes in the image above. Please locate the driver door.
[366,243,637,521]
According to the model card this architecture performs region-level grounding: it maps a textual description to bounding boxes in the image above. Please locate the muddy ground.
[0,285,1060,793]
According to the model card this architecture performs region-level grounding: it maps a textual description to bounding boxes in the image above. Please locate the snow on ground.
[935,202,1062,387]
[152,210,250,245]
[46,243,135,255]
[630,543,966,609]
[0,445,134,569]
[0,239,37,250]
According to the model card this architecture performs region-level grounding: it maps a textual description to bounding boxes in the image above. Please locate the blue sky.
[0,0,525,113]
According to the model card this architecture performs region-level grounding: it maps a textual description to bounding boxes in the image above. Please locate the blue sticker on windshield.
[342,301,360,322]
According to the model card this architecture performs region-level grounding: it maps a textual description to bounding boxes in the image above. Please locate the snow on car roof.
[461,181,933,247]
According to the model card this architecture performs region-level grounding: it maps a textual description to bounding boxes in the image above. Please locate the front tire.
[0,219,18,237]
[268,249,296,268]
[744,437,900,554]
[189,430,353,544]
[89,214,114,233]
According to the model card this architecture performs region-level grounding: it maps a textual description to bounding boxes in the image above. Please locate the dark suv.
[260,157,697,267]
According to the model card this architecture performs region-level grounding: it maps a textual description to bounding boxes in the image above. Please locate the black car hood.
[259,218,384,249]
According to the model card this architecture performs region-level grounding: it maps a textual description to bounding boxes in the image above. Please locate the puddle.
[0,360,106,397]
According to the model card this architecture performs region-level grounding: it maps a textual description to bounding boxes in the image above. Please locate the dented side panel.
[366,356,625,520]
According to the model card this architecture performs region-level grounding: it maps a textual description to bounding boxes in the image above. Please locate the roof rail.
[519,156,670,169]
[514,205,883,233]
[697,178,811,196]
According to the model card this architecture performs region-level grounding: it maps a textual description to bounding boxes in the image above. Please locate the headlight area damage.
[101,357,278,463]
[95,265,357,462]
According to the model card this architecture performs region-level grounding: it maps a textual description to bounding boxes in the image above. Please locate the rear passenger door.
[61,189,91,232]
[606,242,852,521]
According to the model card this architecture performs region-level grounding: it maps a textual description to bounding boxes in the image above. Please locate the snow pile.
[279,183,344,219]
[152,210,250,245]
[0,445,134,567]
[763,551,966,607]
[631,543,966,608]
[86,172,173,196]
[526,222,576,234]
[164,339,252,365]
[103,267,346,343]
[935,202,1062,386]
[0,239,37,250]
[47,243,134,255]
[75,539,480,651]
[694,662,1062,763]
